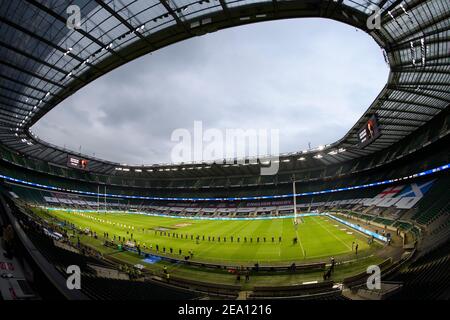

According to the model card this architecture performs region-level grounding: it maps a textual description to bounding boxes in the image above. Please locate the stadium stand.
[0,195,201,300]
[387,242,450,300]
[79,274,200,301]
[0,0,449,300]
[412,175,450,225]
[249,281,336,299]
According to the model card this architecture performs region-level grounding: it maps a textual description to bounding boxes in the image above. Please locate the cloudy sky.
[32,18,389,165]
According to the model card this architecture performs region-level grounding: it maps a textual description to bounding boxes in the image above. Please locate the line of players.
[151,230,283,244]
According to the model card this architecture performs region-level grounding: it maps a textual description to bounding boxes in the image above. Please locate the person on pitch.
[330,257,335,273]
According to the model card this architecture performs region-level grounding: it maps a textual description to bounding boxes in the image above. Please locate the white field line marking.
[293,221,306,257]
[312,216,352,251]
[295,229,306,257]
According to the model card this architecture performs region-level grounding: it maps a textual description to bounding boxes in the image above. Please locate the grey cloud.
[33,18,388,165]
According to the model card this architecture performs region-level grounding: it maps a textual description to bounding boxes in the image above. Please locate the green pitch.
[44,209,374,264]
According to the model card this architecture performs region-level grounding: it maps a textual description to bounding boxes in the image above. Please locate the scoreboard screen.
[358,115,380,148]
[67,155,89,170]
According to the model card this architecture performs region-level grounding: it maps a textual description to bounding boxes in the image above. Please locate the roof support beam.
[390,84,450,96]
[0,125,16,133]
[0,100,35,113]
[380,0,403,18]
[158,0,191,34]
[0,85,41,103]
[25,0,126,63]
[377,128,416,134]
[381,0,423,22]
[94,0,155,49]
[0,94,36,108]
[378,0,390,10]
[391,35,450,51]
[0,40,69,76]
[0,107,28,120]
[381,97,444,111]
[387,86,450,103]
[0,101,33,114]
[271,0,279,13]
[0,115,19,125]
[3,141,21,149]
[394,11,450,43]
[219,0,231,17]
[0,16,85,64]
[392,67,450,76]
[394,81,450,88]
[0,74,48,95]
[16,144,41,154]
[378,115,427,123]
[376,106,436,117]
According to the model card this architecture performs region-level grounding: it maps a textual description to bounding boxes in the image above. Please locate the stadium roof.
[0,0,449,175]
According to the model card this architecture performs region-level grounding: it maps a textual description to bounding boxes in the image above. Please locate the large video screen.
[67,155,89,170]
[358,115,380,148]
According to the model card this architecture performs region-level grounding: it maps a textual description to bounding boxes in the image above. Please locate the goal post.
[292,176,304,225]
[292,177,297,224]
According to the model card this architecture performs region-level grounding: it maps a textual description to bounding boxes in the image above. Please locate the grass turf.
[41,208,376,264]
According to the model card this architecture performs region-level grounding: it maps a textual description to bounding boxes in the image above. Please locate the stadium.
[0,0,449,303]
